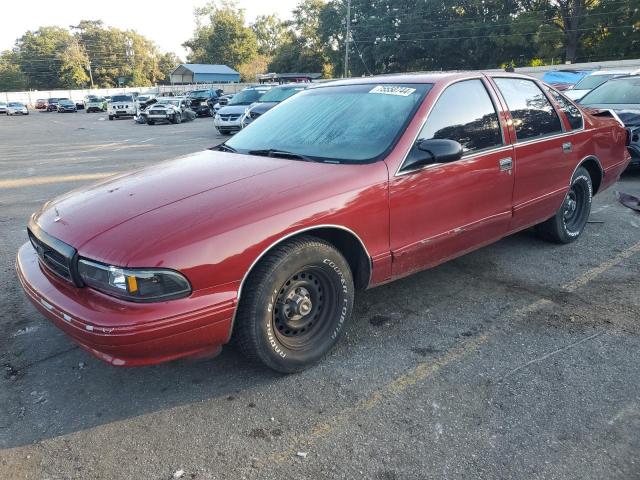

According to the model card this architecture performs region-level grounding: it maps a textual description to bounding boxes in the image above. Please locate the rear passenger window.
[494,78,563,141]
[418,79,502,155]
[546,87,584,130]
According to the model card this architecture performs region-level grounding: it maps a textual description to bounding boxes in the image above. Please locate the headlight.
[78,259,191,302]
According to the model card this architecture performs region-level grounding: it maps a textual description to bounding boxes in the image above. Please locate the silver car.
[6,102,29,115]
[0,102,7,114]
[214,87,272,135]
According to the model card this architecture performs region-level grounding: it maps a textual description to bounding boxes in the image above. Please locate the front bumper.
[16,243,236,366]
[214,116,242,131]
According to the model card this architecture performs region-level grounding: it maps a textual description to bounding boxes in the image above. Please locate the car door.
[490,77,576,232]
[389,78,515,278]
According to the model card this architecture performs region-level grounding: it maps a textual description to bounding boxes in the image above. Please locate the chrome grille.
[220,114,240,121]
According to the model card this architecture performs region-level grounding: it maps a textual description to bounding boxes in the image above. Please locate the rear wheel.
[174,113,182,124]
[108,115,114,121]
[234,236,354,373]
[535,166,592,243]
[147,120,155,125]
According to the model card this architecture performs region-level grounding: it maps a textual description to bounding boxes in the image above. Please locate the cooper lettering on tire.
[234,235,355,373]
[535,166,592,244]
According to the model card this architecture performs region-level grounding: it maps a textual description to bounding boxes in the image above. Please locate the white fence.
[0,83,253,106]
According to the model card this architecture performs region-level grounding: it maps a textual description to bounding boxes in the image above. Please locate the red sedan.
[17,72,631,372]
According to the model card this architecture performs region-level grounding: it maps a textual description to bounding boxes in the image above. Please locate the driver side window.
[418,79,503,155]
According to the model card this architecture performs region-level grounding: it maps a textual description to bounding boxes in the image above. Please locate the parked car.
[210,93,234,114]
[108,94,137,120]
[6,102,29,115]
[565,70,631,101]
[57,99,77,112]
[241,84,309,128]
[35,99,48,110]
[541,70,591,91]
[214,86,272,135]
[135,94,155,110]
[146,97,195,125]
[16,72,630,372]
[579,75,640,167]
[85,96,106,113]
[46,98,60,112]
[187,89,219,117]
[0,102,7,114]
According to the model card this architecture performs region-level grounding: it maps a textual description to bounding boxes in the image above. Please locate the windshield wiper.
[248,149,316,162]
[213,143,237,153]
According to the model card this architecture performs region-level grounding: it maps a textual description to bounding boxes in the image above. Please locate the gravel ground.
[1,111,639,480]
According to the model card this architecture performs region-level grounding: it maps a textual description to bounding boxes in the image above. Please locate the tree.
[15,26,75,89]
[238,54,271,81]
[183,0,258,69]
[59,38,90,87]
[0,50,27,91]
[252,14,287,56]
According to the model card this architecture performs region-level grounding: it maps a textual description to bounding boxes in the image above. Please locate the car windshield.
[60,100,73,105]
[156,99,180,106]
[228,89,267,105]
[226,83,431,163]
[574,74,623,90]
[90,97,104,102]
[111,95,133,102]
[580,77,640,105]
[189,90,211,99]
[137,96,150,101]
[8,102,23,107]
[258,86,306,103]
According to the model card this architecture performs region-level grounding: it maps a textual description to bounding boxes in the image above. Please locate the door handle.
[499,157,513,172]
[562,142,573,153]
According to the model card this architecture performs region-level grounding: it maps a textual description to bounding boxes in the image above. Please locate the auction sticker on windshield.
[369,85,417,96]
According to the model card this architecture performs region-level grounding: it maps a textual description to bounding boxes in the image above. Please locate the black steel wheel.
[234,235,354,373]
[535,166,592,243]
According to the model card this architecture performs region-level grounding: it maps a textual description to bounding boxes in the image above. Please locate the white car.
[108,94,137,120]
[214,87,272,135]
[145,97,195,125]
[0,102,7,114]
[6,102,29,115]
[565,70,632,100]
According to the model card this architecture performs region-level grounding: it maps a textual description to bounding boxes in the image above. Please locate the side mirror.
[402,139,463,171]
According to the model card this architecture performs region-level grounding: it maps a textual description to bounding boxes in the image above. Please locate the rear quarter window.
[494,78,563,141]
[545,87,583,130]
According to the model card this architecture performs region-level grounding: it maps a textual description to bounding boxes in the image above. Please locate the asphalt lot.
[1,111,639,480]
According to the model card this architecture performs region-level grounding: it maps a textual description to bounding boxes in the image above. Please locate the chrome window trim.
[398,145,514,176]
[395,75,507,177]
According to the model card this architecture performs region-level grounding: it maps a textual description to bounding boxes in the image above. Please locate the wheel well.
[580,157,603,194]
[301,228,371,290]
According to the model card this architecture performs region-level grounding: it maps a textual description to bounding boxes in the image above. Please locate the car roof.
[321,71,535,88]
[585,70,632,76]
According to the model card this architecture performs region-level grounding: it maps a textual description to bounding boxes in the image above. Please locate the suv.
[85,95,106,113]
[108,94,137,120]
[188,89,219,117]
[46,98,60,112]
[214,86,272,135]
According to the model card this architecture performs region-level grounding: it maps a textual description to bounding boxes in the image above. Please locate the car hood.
[584,105,640,126]
[251,102,278,114]
[217,105,249,115]
[33,150,385,267]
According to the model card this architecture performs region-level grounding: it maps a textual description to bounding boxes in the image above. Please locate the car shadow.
[0,223,617,449]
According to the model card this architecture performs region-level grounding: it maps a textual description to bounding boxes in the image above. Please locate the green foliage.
[183,0,258,69]
[252,14,287,56]
[2,20,180,91]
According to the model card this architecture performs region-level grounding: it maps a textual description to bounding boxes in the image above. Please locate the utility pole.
[88,60,94,89]
[344,0,351,78]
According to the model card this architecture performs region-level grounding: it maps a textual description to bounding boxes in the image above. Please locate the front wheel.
[234,236,354,373]
[535,166,592,243]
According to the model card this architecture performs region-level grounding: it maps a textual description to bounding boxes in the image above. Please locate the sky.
[1,0,301,58]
